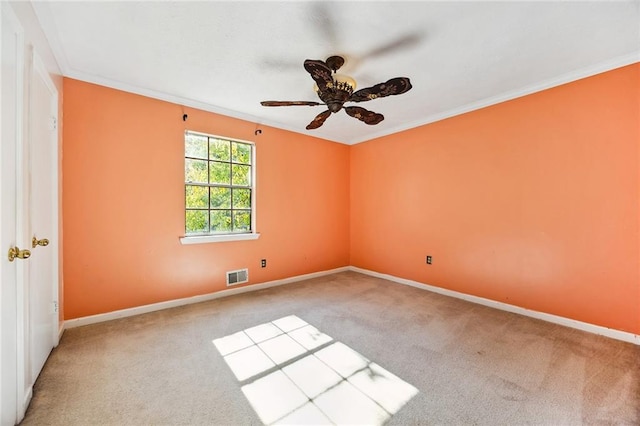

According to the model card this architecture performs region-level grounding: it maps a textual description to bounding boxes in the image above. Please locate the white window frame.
[180,131,259,245]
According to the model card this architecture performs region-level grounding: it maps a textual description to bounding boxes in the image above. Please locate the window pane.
[233,210,251,231]
[185,185,209,208]
[232,142,252,164]
[210,161,231,184]
[211,210,232,232]
[233,188,251,209]
[186,210,209,234]
[184,132,255,237]
[185,134,208,159]
[185,159,208,183]
[232,164,251,186]
[211,187,231,209]
[210,139,231,161]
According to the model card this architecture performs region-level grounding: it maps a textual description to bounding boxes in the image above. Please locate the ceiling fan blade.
[306,110,332,130]
[344,106,384,125]
[349,77,412,103]
[311,2,339,48]
[303,59,334,94]
[261,101,323,107]
[361,33,422,62]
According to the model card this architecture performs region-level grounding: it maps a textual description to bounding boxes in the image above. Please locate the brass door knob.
[8,246,31,262]
[32,237,50,248]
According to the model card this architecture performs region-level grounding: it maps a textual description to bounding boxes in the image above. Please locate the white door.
[1,5,25,426]
[27,50,58,382]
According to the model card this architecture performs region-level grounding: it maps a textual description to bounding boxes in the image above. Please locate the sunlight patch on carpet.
[213,315,419,425]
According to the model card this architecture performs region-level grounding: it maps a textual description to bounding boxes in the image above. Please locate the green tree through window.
[185,131,254,235]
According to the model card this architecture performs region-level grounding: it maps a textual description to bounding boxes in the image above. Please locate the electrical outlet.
[261,259,267,268]
[426,256,432,265]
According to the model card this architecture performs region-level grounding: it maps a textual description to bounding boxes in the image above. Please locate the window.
[183,131,256,241]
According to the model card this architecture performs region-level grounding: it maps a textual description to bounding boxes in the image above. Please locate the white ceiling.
[32,1,640,145]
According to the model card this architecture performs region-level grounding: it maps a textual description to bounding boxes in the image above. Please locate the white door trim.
[13,11,28,426]
[0,3,27,425]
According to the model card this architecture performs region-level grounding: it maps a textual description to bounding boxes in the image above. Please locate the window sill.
[180,233,260,245]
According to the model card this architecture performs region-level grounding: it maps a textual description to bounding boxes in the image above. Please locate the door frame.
[1,3,28,425]
[27,46,60,374]
[32,46,60,347]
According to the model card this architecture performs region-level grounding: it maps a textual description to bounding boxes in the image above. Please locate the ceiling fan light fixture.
[334,74,357,92]
[313,73,357,94]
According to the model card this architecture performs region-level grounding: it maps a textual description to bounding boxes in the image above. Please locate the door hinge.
[51,116,57,131]
[52,300,58,314]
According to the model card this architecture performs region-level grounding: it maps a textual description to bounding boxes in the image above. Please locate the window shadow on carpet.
[213,315,419,425]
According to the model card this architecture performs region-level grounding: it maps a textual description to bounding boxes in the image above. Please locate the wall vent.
[226,268,249,286]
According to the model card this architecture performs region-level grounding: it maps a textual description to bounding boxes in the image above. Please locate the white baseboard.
[57,321,64,345]
[64,266,350,329]
[18,385,33,424]
[63,265,638,346]
[349,266,640,346]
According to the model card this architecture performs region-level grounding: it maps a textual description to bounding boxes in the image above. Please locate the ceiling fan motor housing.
[322,88,352,113]
[318,77,354,112]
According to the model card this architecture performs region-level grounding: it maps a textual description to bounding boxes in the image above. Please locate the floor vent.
[226,268,249,286]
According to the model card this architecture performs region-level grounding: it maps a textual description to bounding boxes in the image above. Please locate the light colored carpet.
[21,271,639,425]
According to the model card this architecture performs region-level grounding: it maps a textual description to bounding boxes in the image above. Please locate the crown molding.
[347,52,640,145]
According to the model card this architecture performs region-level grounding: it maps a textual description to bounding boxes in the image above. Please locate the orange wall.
[62,78,350,319]
[351,63,640,334]
[64,64,639,335]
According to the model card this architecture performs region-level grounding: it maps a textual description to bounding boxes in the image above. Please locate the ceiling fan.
[260,55,412,130]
